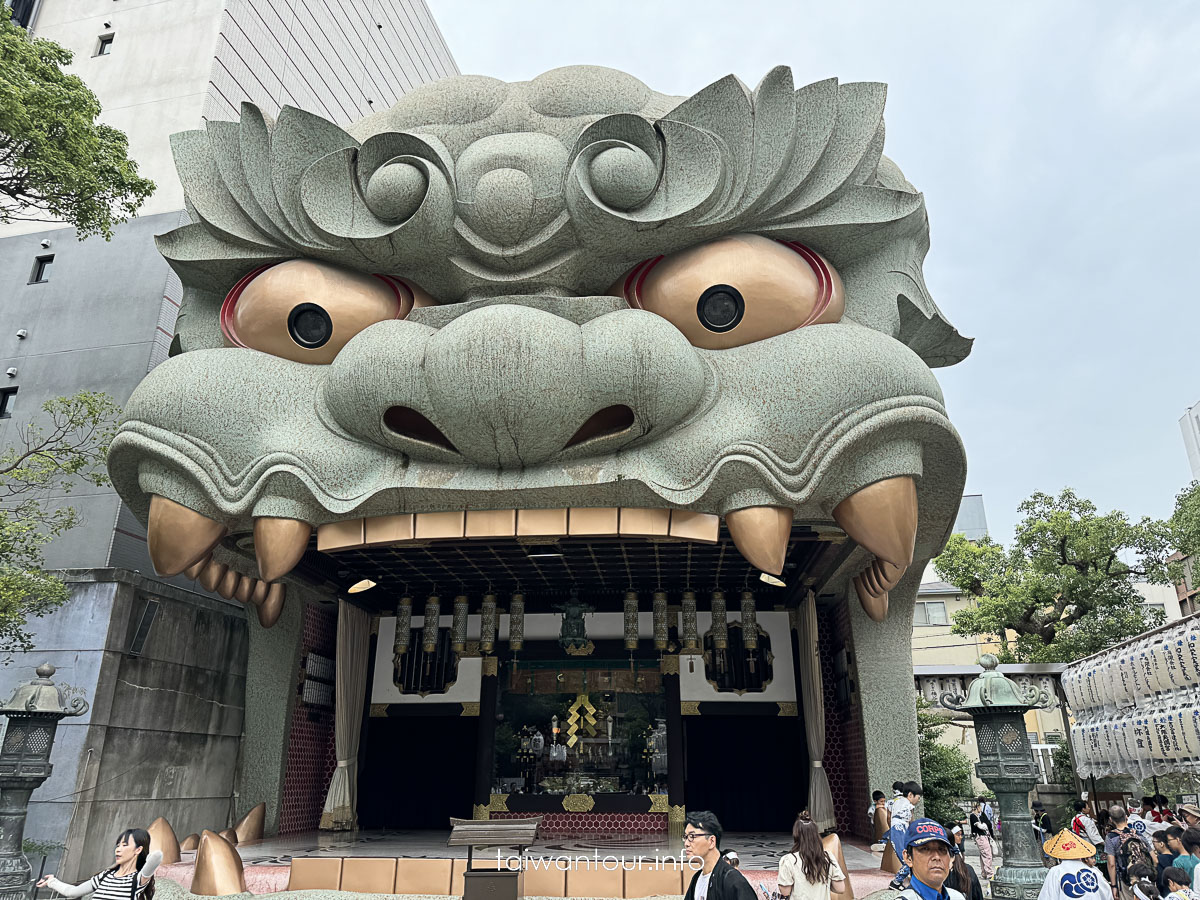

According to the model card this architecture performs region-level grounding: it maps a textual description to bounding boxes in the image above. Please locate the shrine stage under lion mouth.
[158,831,895,898]
[227,829,801,868]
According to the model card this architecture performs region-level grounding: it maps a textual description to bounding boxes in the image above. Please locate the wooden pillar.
[662,654,686,842]
[472,656,499,819]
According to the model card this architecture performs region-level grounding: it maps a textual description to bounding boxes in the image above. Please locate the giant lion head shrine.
[103,63,970,872]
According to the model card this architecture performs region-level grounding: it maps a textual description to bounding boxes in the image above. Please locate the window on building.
[96,34,114,56]
[0,387,15,419]
[913,600,949,626]
[9,0,36,28]
[29,255,52,283]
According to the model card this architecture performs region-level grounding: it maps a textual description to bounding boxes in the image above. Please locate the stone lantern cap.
[0,664,89,718]
[941,654,1049,713]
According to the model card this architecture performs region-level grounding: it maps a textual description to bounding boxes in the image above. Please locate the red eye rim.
[219,264,412,349]
[620,240,834,326]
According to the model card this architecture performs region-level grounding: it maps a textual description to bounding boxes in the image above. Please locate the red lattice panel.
[277,603,338,834]
[491,812,667,836]
[819,603,870,839]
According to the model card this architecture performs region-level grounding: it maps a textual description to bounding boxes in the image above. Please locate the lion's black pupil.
[696,284,744,332]
[288,303,332,348]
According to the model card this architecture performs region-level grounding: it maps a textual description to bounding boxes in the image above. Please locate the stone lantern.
[0,664,88,900]
[941,654,1050,900]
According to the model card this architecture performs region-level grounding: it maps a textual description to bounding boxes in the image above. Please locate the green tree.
[0,18,154,238]
[1,392,119,657]
[917,698,974,825]
[934,489,1171,664]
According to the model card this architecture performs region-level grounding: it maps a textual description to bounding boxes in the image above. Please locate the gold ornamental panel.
[680,701,701,716]
[460,702,480,717]
[488,794,510,813]
[668,804,686,822]
[369,704,388,718]
[777,701,799,717]
[562,794,596,812]
[472,804,489,821]
[481,656,499,677]
[660,655,680,675]
[649,794,670,813]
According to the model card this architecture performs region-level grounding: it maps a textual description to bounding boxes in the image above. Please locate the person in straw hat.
[1039,829,1113,900]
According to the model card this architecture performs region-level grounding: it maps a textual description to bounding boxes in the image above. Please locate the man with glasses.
[683,811,756,900]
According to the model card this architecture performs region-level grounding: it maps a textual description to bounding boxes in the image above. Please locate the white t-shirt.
[777,851,845,900]
[696,872,712,900]
[891,797,915,827]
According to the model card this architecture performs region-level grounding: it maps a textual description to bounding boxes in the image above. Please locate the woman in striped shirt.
[39,828,161,900]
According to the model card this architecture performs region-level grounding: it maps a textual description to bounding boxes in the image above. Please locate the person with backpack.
[1108,807,1157,900]
[39,828,160,900]
[1039,829,1113,900]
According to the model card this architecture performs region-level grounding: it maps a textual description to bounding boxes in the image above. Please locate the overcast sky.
[428,0,1200,544]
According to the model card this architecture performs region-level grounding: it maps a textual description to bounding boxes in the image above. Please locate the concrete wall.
[0,213,184,569]
[206,0,457,126]
[0,570,248,881]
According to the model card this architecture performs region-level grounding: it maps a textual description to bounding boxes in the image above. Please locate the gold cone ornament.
[653,591,668,650]
[480,593,497,653]
[147,817,181,865]
[623,591,639,650]
[191,830,247,896]
[233,802,265,843]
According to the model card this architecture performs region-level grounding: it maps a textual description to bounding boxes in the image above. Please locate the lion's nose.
[323,303,707,469]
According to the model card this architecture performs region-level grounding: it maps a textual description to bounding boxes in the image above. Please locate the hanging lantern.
[624,591,639,651]
[509,593,525,652]
[711,590,728,649]
[681,591,699,653]
[653,590,669,650]
[422,595,441,653]
[393,596,412,661]
[451,595,469,653]
[481,593,497,653]
[741,590,758,651]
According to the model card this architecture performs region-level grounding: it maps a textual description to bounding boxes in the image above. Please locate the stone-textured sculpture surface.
[106,66,970,621]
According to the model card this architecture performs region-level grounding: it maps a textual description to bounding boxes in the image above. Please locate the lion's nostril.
[564,405,635,449]
[383,406,458,452]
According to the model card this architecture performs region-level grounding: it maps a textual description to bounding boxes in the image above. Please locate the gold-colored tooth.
[147,496,227,576]
[250,579,269,607]
[234,575,255,604]
[184,555,212,581]
[198,561,227,593]
[258,583,286,628]
[831,476,918,568]
[253,517,312,582]
[854,575,889,622]
[724,506,793,575]
[217,568,240,600]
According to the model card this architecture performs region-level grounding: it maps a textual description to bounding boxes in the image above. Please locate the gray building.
[1,0,455,878]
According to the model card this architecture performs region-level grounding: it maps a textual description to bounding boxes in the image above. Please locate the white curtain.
[798,590,836,832]
[320,599,370,830]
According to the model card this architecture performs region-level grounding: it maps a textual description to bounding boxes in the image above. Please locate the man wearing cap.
[891,819,965,900]
[1040,829,1113,900]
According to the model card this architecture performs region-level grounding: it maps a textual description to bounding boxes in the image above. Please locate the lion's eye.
[612,233,844,350]
[221,259,433,364]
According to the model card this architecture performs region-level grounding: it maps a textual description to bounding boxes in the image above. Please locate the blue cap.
[905,818,952,849]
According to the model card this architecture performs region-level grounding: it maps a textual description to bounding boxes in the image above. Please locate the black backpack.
[1115,829,1153,880]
